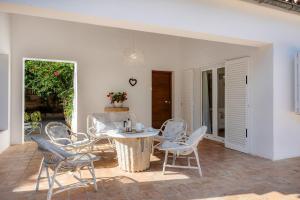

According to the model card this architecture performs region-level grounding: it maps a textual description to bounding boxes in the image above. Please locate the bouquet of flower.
[107,92,128,104]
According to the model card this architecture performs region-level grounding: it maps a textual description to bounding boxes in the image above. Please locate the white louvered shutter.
[182,69,194,133]
[225,57,249,153]
[295,52,300,114]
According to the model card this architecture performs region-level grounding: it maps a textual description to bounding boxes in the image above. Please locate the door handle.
[164,100,171,104]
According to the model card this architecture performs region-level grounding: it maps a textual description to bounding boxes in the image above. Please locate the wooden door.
[152,71,172,129]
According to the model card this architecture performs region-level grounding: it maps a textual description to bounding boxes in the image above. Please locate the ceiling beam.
[252,0,300,13]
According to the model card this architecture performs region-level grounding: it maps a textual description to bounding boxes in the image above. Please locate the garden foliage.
[25,60,74,125]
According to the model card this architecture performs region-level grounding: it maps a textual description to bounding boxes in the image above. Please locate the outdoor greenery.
[24,112,31,123]
[25,60,74,125]
[30,111,42,122]
[24,111,42,129]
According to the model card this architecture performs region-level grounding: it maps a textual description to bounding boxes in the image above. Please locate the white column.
[212,69,218,136]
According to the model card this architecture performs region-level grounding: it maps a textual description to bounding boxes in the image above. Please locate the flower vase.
[114,102,123,108]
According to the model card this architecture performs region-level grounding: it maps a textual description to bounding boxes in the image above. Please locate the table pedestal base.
[114,137,153,172]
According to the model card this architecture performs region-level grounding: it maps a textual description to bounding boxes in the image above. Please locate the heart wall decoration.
[129,78,137,86]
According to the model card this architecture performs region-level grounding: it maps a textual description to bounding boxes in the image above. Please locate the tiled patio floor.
[0,139,299,200]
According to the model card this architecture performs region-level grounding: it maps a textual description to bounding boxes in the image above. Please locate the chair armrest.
[52,138,73,146]
[74,132,89,140]
[159,140,190,151]
[70,152,90,159]
[67,153,100,163]
[87,127,97,136]
[174,133,189,142]
[174,141,189,146]
[161,146,190,151]
[158,128,164,136]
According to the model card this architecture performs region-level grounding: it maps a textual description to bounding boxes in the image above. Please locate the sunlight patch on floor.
[190,191,300,200]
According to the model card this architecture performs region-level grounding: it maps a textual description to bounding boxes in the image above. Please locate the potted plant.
[30,111,42,129]
[24,111,42,135]
[24,112,31,124]
[107,92,128,107]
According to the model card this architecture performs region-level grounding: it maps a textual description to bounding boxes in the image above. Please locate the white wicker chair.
[153,118,187,153]
[87,113,115,145]
[159,126,207,176]
[86,112,137,150]
[45,122,93,152]
[31,136,100,200]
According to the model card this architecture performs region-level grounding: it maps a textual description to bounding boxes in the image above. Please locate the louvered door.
[225,57,249,153]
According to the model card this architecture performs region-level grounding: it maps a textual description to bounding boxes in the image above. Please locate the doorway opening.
[22,58,77,142]
[152,70,172,129]
[199,57,249,153]
[201,66,225,143]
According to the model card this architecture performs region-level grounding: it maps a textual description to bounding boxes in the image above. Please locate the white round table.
[105,129,159,172]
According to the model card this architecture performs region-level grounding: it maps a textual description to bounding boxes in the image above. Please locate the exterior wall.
[2,0,300,159]
[9,14,275,159]
[0,12,10,152]
[181,39,274,159]
[273,44,300,160]
[10,15,184,144]
[251,45,274,159]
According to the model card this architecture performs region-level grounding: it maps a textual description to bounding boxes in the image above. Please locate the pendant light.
[124,32,144,66]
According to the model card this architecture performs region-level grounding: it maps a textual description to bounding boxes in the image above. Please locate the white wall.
[181,39,256,68]
[251,45,274,159]
[10,14,184,144]
[0,12,10,152]
[0,54,9,131]
[4,0,300,159]
[9,14,276,159]
[181,39,274,159]
[273,44,300,160]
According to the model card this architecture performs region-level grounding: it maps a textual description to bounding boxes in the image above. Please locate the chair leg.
[193,148,202,176]
[151,142,154,155]
[108,138,112,145]
[36,160,44,191]
[152,143,156,155]
[47,164,60,200]
[172,153,176,165]
[162,150,168,175]
[89,162,98,192]
[91,140,97,152]
[152,142,160,155]
[78,169,82,179]
[45,166,51,188]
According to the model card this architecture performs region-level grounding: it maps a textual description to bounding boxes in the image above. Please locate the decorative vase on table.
[107,92,127,108]
[114,101,123,108]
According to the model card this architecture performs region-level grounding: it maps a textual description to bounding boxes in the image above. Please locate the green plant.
[31,111,42,129]
[24,111,42,129]
[107,92,127,104]
[24,112,31,123]
[25,60,74,125]
[31,111,42,122]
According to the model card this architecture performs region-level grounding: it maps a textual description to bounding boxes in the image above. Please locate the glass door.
[201,67,225,142]
[217,68,225,138]
[202,70,213,134]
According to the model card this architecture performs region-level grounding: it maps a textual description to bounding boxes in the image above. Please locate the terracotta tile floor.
[0,139,299,200]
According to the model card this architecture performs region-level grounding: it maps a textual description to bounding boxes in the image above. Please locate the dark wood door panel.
[152,71,172,129]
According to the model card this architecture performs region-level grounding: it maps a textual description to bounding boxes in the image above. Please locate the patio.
[0,139,299,200]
